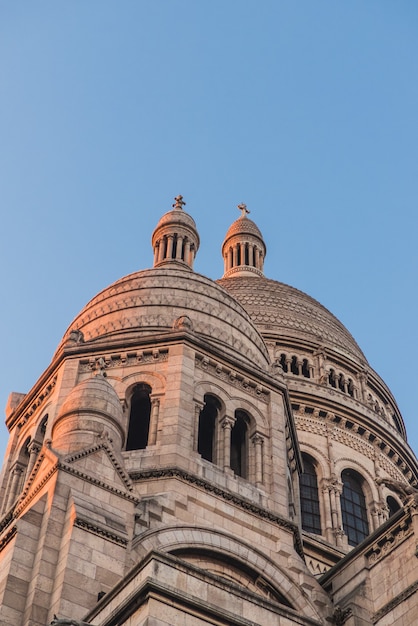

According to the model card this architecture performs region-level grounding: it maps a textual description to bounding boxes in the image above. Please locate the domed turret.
[222,204,266,278]
[152,195,200,269]
[51,373,124,454]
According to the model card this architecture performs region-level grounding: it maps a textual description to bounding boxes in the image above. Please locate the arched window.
[300,455,321,534]
[341,469,369,546]
[198,395,220,463]
[126,384,151,451]
[387,495,401,517]
[231,411,248,478]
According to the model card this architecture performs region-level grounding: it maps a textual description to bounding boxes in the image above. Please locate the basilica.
[0,197,417,625]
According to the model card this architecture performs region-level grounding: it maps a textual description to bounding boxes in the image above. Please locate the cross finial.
[173,195,186,210]
[237,203,250,218]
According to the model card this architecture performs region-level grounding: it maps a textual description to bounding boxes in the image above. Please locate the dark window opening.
[341,469,369,546]
[231,411,248,478]
[302,359,310,378]
[300,455,321,534]
[126,384,151,451]
[280,354,288,373]
[387,496,401,517]
[290,356,299,375]
[329,369,336,388]
[347,379,354,397]
[198,395,220,462]
[338,374,345,392]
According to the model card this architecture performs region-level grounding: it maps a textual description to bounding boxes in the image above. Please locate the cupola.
[222,204,266,278]
[151,195,200,269]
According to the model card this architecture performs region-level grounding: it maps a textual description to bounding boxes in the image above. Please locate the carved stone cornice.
[129,467,304,558]
[195,354,269,403]
[79,348,169,374]
[365,515,412,567]
[0,525,17,553]
[74,517,128,546]
[15,376,57,428]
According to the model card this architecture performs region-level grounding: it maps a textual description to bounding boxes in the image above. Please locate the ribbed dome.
[59,267,270,370]
[217,275,367,363]
[224,215,264,241]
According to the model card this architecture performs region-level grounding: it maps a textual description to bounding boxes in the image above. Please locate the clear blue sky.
[0,1,417,461]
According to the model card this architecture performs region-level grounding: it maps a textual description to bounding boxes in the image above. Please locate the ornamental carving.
[79,349,169,373]
[195,354,269,403]
[17,376,57,427]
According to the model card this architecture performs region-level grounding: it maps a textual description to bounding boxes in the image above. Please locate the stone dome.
[217,275,367,363]
[59,267,270,370]
[51,373,125,453]
[224,215,264,241]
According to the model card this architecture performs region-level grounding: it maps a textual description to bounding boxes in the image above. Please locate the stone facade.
[0,198,417,625]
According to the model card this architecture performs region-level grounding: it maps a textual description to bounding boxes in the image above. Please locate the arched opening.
[387,495,401,517]
[231,411,248,478]
[198,395,220,463]
[341,469,369,546]
[302,359,310,378]
[290,356,299,375]
[280,353,288,373]
[126,384,152,451]
[300,454,321,535]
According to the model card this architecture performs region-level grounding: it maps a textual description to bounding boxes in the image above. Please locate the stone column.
[148,397,161,445]
[240,242,246,266]
[221,415,235,471]
[176,235,183,260]
[226,247,232,271]
[321,479,334,543]
[26,441,41,480]
[248,244,254,267]
[233,244,238,267]
[166,235,174,259]
[5,464,24,511]
[153,243,159,266]
[254,247,260,269]
[183,239,190,264]
[251,433,264,486]
[158,237,166,262]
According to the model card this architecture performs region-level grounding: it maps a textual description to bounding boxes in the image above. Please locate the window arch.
[126,384,152,451]
[341,469,369,546]
[197,395,220,463]
[300,455,321,535]
[231,410,249,478]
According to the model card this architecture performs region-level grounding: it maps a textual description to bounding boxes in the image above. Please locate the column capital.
[221,415,236,430]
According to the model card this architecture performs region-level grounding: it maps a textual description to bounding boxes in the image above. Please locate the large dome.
[59,267,270,370]
[217,275,367,363]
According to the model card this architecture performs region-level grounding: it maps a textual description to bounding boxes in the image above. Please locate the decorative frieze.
[195,354,269,403]
[365,516,413,567]
[79,349,169,373]
[17,376,57,427]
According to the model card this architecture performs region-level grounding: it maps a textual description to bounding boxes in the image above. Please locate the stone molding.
[196,353,269,403]
[365,514,413,567]
[79,348,169,373]
[15,375,57,428]
[294,411,415,485]
[129,467,304,558]
[74,517,128,546]
[63,439,134,491]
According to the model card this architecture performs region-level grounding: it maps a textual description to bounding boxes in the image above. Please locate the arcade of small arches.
[2,414,48,513]
[125,384,266,486]
[3,378,406,552]
[276,350,401,431]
